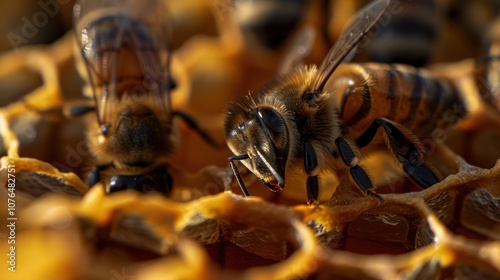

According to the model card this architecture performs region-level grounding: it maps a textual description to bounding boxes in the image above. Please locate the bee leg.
[336,137,382,202]
[87,165,108,187]
[355,118,439,188]
[402,162,440,189]
[304,142,319,205]
[306,177,319,206]
[172,111,221,148]
[228,155,251,197]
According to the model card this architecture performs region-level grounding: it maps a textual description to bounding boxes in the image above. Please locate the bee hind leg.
[335,137,383,202]
[355,118,440,189]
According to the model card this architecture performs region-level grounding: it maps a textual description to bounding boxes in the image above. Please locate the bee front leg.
[355,118,440,188]
[228,155,251,197]
[335,137,382,201]
[304,142,319,205]
[88,165,108,187]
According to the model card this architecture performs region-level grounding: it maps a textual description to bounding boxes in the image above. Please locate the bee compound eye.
[100,123,110,135]
[258,107,284,134]
[108,170,172,195]
[109,175,131,193]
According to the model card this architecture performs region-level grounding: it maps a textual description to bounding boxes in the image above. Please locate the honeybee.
[224,0,470,205]
[70,0,215,194]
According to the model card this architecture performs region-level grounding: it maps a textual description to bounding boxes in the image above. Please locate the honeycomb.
[1,0,500,279]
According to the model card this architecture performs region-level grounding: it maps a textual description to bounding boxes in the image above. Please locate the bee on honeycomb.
[0,0,499,279]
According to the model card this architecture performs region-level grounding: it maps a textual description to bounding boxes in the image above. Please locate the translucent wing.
[73,0,172,128]
[312,0,390,93]
[278,25,315,75]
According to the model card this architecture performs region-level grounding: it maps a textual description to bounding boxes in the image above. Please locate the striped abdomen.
[329,63,468,139]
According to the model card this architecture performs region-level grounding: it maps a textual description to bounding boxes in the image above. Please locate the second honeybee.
[72,0,215,194]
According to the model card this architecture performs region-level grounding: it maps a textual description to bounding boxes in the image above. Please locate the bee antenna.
[247,92,258,108]
[254,145,285,186]
[254,107,276,146]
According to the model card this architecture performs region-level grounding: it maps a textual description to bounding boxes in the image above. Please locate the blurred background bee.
[70,0,215,195]
[360,0,441,67]
[326,0,442,67]
[224,0,494,205]
[230,0,308,53]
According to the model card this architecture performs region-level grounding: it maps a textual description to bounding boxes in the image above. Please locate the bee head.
[225,105,289,191]
[92,102,176,167]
